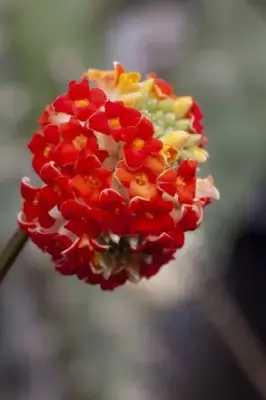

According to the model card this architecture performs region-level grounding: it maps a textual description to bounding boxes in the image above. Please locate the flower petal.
[60,199,90,219]
[157,168,177,197]
[136,117,154,140]
[75,155,102,174]
[89,112,111,135]
[68,77,90,100]
[119,107,141,127]
[53,94,73,114]
[55,142,78,166]
[20,178,38,201]
[178,160,197,181]
[28,132,45,153]
[99,188,125,206]
[124,147,147,170]
[88,87,107,107]
[43,124,60,145]
[39,162,61,185]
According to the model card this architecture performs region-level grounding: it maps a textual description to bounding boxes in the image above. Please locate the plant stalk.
[0,228,28,285]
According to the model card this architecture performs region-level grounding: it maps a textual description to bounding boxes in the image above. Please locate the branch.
[0,228,28,285]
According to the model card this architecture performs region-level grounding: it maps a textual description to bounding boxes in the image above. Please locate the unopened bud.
[181,147,209,163]
[175,119,191,131]
[173,97,193,118]
[162,131,191,149]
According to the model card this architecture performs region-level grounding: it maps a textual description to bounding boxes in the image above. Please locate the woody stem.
[0,228,28,285]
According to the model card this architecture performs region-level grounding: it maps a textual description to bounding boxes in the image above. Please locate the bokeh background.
[1,0,266,399]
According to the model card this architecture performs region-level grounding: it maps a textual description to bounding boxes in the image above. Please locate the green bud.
[164,113,176,127]
[175,119,191,131]
[146,100,158,113]
[157,99,174,112]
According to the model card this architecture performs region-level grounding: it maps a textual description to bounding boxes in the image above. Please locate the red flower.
[99,271,128,291]
[70,155,112,205]
[179,202,203,231]
[121,117,163,170]
[186,99,204,137]
[29,232,73,261]
[146,72,175,99]
[28,124,60,173]
[157,160,197,204]
[56,240,95,280]
[180,99,207,147]
[19,177,58,230]
[129,196,174,236]
[89,100,142,140]
[38,162,74,211]
[38,105,53,128]
[53,77,107,121]
[56,237,128,290]
[55,118,99,167]
[139,234,178,278]
[98,189,132,235]
[60,199,102,238]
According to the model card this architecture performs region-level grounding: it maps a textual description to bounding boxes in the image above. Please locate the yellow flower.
[116,72,141,94]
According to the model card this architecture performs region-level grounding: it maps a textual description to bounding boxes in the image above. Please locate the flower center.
[85,174,100,187]
[176,177,185,187]
[163,144,178,163]
[73,135,87,150]
[70,174,100,195]
[135,173,148,185]
[132,138,145,150]
[43,145,51,158]
[109,118,120,128]
[117,72,141,94]
[92,252,103,270]
[75,99,89,108]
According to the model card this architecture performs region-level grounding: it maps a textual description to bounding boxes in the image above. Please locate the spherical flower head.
[18,62,219,291]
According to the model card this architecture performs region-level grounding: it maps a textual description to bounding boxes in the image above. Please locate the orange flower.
[70,155,112,205]
[115,160,158,200]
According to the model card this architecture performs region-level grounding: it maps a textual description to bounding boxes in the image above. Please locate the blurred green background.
[1,0,266,399]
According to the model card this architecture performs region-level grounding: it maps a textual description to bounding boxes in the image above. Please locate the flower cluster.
[18,63,219,290]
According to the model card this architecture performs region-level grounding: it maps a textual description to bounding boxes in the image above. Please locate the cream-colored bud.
[184,134,202,147]
[139,78,154,95]
[175,119,191,131]
[157,99,174,112]
[173,96,193,118]
[180,147,209,163]
[119,92,142,107]
[161,130,191,149]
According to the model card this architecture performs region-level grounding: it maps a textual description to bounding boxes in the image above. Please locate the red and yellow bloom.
[53,77,107,121]
[115,153,165,200]
[70,155,113,205]
[18,62,219,290]
[157,160,197,205]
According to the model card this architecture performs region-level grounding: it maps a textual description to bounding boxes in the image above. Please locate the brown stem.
[0,228,28,285]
